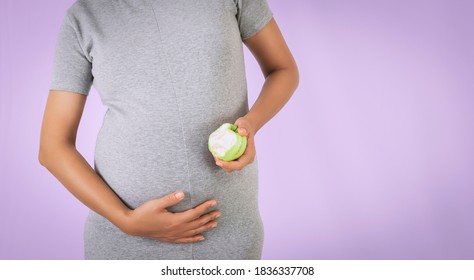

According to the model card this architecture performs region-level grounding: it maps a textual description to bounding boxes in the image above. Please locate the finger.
[180,210,221,232]
[218,151,253,171]
[156,190,185,209]
[173,199,217,223]
[215,161,233,172]
[173,235,206,243]
[180,220,218,238]
[218,159,244,171]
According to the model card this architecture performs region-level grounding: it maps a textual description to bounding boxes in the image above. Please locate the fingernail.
[199,236,205,241]
[215,212,221,218]
[175,191,183,199]
[210,200,217,207]
[216,161,223,166]
[240,128,247,134]
[211,223,218,228]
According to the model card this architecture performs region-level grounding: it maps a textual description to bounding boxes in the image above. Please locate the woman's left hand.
[214,116,257,172]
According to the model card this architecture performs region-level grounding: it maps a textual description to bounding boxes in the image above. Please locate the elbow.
[39,141,74,166]
[267,61,300,92]
[292,62,300,91]
[289,54,300,90]
[284,61,299,93]
[38,147,48,166]
[38,143,56,166]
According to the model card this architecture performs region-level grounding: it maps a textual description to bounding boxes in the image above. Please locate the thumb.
[237,126,248,136]
[234,118,249,136]
[157,190,185,209]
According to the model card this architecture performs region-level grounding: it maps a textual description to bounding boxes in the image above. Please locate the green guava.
[208,123,247,162]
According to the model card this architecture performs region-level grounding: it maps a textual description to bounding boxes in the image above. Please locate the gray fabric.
[49,0,273,260]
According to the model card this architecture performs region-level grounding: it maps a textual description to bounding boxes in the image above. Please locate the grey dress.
[49,0,273,259]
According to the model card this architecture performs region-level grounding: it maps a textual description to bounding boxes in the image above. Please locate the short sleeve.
[49,12,93,96]
[235,0,274,41]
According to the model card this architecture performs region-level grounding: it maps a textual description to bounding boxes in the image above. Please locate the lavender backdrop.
[1,0,473,259]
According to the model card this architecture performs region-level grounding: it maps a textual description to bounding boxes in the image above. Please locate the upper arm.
[235,0,298,79]
[243,18,298,79]
[40,9,93,153]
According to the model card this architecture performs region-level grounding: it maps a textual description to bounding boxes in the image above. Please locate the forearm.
[244,66,299,134]
[39,144,131,231]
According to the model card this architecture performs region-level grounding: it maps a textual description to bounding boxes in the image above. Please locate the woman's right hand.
[120,191,221,243]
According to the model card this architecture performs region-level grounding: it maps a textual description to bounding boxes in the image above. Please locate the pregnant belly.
[93,112,260,216]
[93,111,193,210]
[94,115,258,212]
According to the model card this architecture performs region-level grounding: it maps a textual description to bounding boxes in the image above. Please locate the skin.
[39,17,298,242]
[215,18,299,172]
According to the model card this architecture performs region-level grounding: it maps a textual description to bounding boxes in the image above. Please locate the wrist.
[113,207,134,234]
[243,112,260,135]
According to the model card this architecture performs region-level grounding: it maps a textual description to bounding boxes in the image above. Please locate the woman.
[39,0,299,260]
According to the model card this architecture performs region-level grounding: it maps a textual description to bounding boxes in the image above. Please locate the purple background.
[1,0,473,259]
